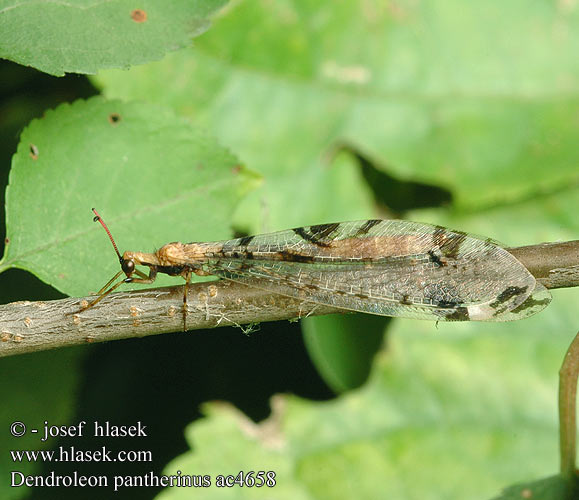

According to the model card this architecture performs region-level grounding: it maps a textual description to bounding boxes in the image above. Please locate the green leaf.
[156,399,312,500]
[94,0,579,228]
[302,314,388,392]
[0,96,259,297]
[0,0,227,76]
[156,291,578,500]
[491,474,579,500]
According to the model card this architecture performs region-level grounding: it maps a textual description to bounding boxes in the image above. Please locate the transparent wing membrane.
[182,220,551,322]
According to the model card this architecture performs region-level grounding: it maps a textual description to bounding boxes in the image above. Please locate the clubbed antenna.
[92,208,122,262]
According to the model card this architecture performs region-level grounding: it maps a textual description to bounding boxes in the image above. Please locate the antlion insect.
[83,209,551,329]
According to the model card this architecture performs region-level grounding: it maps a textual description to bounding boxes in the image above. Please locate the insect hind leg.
[182,272,192,331]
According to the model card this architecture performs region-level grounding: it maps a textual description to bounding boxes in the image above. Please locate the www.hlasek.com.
[11,445,152,463]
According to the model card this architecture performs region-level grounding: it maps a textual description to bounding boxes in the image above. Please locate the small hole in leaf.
[131,9,147,22]
[29,144,39,160]
[108,113,121,125]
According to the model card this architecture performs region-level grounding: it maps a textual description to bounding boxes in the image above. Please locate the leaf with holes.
[0,0,227,76]
[0,97,260,297]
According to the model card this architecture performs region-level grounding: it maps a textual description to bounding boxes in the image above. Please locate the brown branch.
[508,240,579,289]
[0,240,577,358]
[0,280,340,358]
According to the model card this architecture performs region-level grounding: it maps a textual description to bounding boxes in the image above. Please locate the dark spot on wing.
[293,225,334,247]
[436,300,459,309]
[400,295,412,305]
[490,286,528,308]
[445,231,467,259]
[445,307,470,321]
[433,226,468,259]
[355,293,368,299]
[310,222,340,239]
[354,219,382,236]
[509,294,551,313]
[433,227,446,246]
[239,235,254,246]
[237,262,251,271]
[427,250,446,267]
[278,250,316,263]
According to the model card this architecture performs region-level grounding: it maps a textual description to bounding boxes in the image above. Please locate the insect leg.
[79,267,159,315]
[127,267,158,285]
[182,271,192,332]
[133,268,152,281]
[85,266,153,311]
[79,271,125,312]
[96,270,124,295]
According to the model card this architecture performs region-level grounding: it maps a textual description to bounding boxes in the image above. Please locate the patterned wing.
[188,220,551,321]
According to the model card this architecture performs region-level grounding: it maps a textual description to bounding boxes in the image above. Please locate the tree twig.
[508,241,579,289]
[0,279,340,357]
[0,240,577,358]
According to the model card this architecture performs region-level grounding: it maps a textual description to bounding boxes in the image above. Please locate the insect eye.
[122,260,135,275]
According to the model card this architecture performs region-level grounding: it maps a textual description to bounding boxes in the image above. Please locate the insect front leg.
[78,270,126,312]
[126,266,158,285]
[80,267,159,313]
[96,270,124,295]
